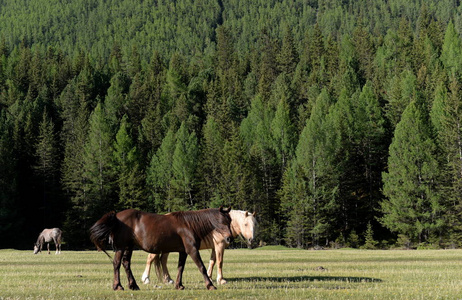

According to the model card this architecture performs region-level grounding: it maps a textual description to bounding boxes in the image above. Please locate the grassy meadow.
[0,247,461,299]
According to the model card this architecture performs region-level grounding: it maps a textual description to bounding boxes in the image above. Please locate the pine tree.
[34,109,60,226]
[381,101,443,244]
[271,96,296,172]
[291,89,340,247]
[105,72,130,133]
[216,25,236,73]
[113,115,145,210]
[171,122,199,210]
[433,76,462,244]
[440,20,462,76]
[146,129,176,212]
[218,128,252,211]
[0,110,18,248]
[362,222,378,249]
[277,24,298,75]
[83,102,116,220]
[60,78,92,248]
[200,116,224,206]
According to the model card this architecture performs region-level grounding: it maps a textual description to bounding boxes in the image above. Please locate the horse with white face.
[141,210,257,285]
[34,228,62,254]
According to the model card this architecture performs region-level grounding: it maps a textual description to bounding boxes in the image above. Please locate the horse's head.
[218,206,233,245]
[33,243,41,254]
[231,211,257,246]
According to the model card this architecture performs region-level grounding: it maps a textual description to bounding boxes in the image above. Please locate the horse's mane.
[36,233,45,245]
[170,208,231,241]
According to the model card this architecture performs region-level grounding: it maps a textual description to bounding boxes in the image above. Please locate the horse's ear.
[220,206,231,213]
[252,211,257,217]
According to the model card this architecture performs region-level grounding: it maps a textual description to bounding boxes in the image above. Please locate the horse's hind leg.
[47,243,50,254]
[161,253,174,284]
[122,248,140,290]
[113,250,124,290]
[175,252,187,290]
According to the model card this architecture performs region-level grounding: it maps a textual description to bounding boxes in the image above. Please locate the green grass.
[1,248,462,299]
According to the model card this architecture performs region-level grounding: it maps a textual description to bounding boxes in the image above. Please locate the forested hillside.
[2,0,462,249]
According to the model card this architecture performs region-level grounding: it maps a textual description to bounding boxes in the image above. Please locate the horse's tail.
[55,228,63,244]
[89,211,118,259]
[153,254,163,282]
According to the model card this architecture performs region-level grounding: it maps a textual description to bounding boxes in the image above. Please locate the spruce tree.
[113,115,145,210]
[271,96,296,172]
[200,116,224,206]
[83,102,116,220]
[146,129,176,212]
[440,21,462,76]
[34,109,60,225]
[291,89,340,247]
[171,122,199,210]
[381,101,443,244]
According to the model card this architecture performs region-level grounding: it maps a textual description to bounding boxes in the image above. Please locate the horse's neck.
[36,234,45,245]
[229,210,243,237]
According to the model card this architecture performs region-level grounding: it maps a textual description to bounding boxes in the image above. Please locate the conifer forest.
[2,0,462,250]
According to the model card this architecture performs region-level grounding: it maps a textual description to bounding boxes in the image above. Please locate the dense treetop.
[2,0,462,250]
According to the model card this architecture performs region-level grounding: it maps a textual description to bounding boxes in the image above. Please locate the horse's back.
[115,209,184,253]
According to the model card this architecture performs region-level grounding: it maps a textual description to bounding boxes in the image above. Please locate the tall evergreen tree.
[200,116,224,206]
[432,76,462,244]
[381,101,443,245]
[271,96,296,172]
[440,20,462,76]
[146,129,176,212]
[83,102,116,222]
[283,89,340,247]
[171,122,199,209]
[0,111,19,248]
[277,24,298,75]
[113,115,145,210]
[34,109,60,226]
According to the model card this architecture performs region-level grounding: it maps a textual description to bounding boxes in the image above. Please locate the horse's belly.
[137,234,185,253]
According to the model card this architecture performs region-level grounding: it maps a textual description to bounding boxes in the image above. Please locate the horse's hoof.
[130,284,140,290]
[175,285,185,290]
[167,279,174,285]
[142,276,150,284]
[219,279,227,285]
[207,285,217,290]
[113,284,124,291]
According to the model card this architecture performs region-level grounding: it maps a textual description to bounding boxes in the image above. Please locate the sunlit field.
[1,247,461,299]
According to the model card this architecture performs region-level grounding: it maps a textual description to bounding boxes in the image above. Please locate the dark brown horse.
[89,207,232,291]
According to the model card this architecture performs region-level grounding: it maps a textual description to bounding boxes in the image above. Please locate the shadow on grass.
[227,276,382,283]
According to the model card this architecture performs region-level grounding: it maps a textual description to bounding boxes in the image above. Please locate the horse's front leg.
[47,243,50,254]
[53,239,59,254]
[207,248,216,279]
[215,243,227,285]
[113,250,124,290]
[141,253,155,284]
[187,246,216,290]
[122,248,140,290]
[175,252,187,290]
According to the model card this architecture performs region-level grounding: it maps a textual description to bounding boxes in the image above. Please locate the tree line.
[1,0,462,249]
